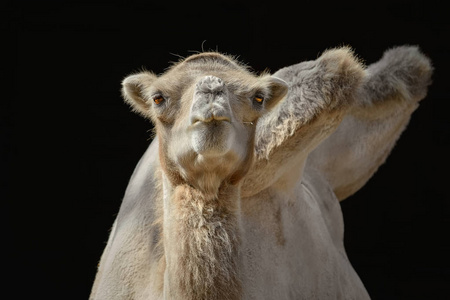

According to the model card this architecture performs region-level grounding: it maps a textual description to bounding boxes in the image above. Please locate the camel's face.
[165,73,263,186]
[122,53,288,189]
[155,72,286,190]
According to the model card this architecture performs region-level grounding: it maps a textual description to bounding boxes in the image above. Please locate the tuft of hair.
[362,45,433,106]
[316,46,366,109]
[170,51,252,73]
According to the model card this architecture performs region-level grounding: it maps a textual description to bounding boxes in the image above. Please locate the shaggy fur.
[255,47,365,159]
[307,46,433,200]
[91,46,432,300]
[166,183,241,299]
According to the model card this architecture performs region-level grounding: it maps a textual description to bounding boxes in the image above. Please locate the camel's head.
[122,52,287,193]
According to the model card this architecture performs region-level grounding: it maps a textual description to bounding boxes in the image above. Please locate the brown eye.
[254,96,264,103]
[153,95,165,105]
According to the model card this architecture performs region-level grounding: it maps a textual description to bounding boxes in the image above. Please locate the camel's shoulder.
[116,139,162,227]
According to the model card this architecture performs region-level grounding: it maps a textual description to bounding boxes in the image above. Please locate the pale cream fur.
[91,46,432,299]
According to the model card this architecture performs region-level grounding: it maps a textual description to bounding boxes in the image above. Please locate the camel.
[90,46,432,299]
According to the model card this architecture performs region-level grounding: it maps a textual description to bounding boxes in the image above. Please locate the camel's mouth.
[190,113,232,126]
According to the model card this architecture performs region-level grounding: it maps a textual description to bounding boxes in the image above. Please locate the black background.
[4,0,450,299]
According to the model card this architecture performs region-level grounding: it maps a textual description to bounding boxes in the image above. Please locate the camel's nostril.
[196,75,225,94]
[191,75,233,126]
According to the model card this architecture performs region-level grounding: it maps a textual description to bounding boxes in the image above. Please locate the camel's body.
[91,46,432,299]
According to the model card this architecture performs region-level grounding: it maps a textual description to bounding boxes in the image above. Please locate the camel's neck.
[162,178,242,300]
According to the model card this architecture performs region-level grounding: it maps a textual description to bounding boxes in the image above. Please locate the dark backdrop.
[4,0,449,299]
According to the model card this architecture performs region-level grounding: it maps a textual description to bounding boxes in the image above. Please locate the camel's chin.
[190,120,235,156]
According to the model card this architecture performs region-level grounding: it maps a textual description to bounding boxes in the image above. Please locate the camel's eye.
[153,95,165,105]
[254,95,264,104]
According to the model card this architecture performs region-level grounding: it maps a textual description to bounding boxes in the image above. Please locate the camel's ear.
[264,76,288,110]
[121,71,157,117]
